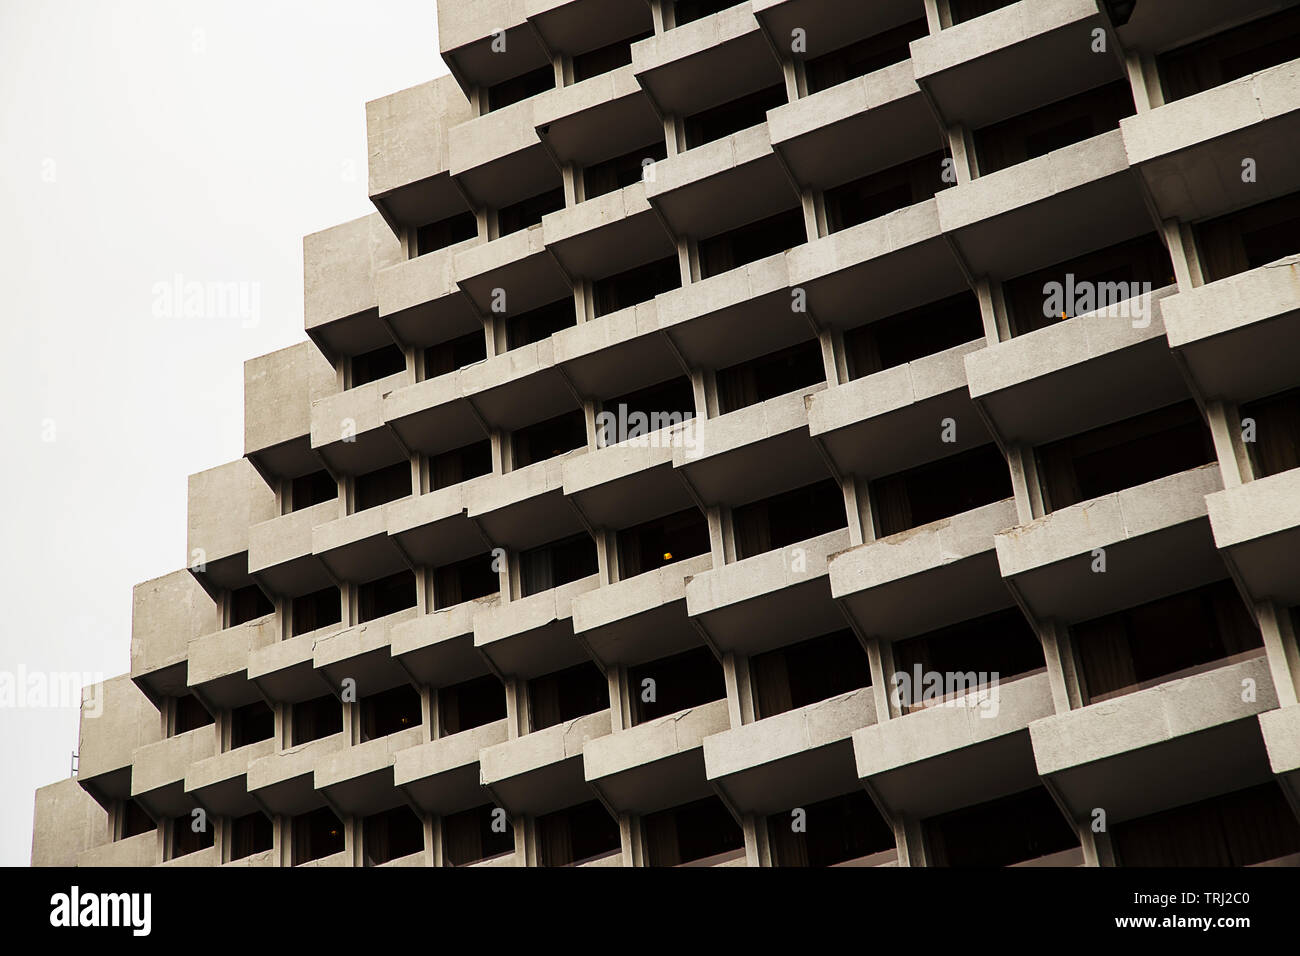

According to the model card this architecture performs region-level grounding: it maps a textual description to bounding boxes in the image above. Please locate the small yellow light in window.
[662,552,673,561]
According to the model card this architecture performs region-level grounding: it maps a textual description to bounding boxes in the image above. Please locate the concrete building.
[31,0,1300,867]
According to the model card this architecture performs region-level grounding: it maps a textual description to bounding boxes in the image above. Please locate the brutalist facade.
[30,0,1300,868]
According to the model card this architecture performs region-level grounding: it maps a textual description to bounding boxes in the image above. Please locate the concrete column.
[1039,619,1084,713]
[924,0,952,33]
[894,815,928,866]
[1163,218,1204,290]
[619,812,646,866]
[1007,444,1045,524]
[1258,601,1300,708]
[1124,52,1164,112]
[723,651,756,727]
[945,125,978,183]
[865,637,895,722]
[743,812,771,867]
[505,677,528,738]
[1207,399,1253,488]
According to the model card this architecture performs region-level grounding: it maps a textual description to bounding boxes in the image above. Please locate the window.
[486,64,555,112]
[572,29,653,83]
[173,694,214,735]
[354,461,410,511]
[512,410,586,467]
[416,211,477,256]
[229,583,273,626]
[870,444,1012,537]
[290,469,336,511]
[120,799,154,839]
[768,790,896,866]
[498,187,565,237]
[169,814,214,859]
[1034,400,1215,513]
[581,140,668,200]
[628,646,725,724]
[536,800,620,866]
[359,684,422,741]
[292,806,345,865]
[844,292,984,380]
[1241,385,1300,479]
[599,376,696,446]
[350,344,405,387]
[505,297,577,350]
[591,256,681,317]
[683,85,787,149]
[424,329,486,379]
[1158,6,1300,102]
[923,787,1079,867]
[824,150,951,233]
[804,18,928,94]
[431,440,492,490]
[616,507,710,580]
[291,587,340,637]
[947,0,1018,26]
[672,0,738,28]
[292,694,342,746]
[356,572,416,624]
[443,804,515,866]
[750,629,872,720]
[528,661,608,732]
[438,674,507,736]
[229,699,274,749]
[519,533,599,596]
[643,797,744,866]
[974,80,1136,176]
[698,207,807,279]
[432,552,500,610]
[230,812,273,860]
[732,478,847,559]
[1194,189,1300,283]
[715,338,825,414]
[362,806,424,866]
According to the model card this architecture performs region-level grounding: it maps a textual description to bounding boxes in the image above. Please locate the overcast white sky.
[0,0,448,866]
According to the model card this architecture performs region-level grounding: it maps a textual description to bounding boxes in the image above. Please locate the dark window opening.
[529,661,608,732]
[1158,6,1300,103]
[505,297,577,350]
[292,694,342,746]
[617,507,710,580]
[1002,232,1175,337]
[363,806,424,866]
[230,812,272,860]
[1194,188,1300,284]
[358,570,417,623]
[432,440,493,491]
[1242,385,1300,479]
[673,0,740,29]
[170,814,214,859]
[581,140,668,200]
[733,478,847,559]
[1112,782,1300,866]
[891,608,1044,712]
[354,461,411,512]
[924,787,1080,866]
[870,444,1012,537]
[768,790,896,866]
[416,210,477,256]
[433,552,500,610]
[599,376,696,446]
[844,291,984,380]
[537,800,620,866]
[573,30,654,83]
[716,338,825,414]
[173,693,214,735]
[1072,579,1263,703]
[444,803,515,865]
[947,0,1019,26]
[292,587,341,637]
[683,84,787,150]
[592,256,681,317]
[486,64,555,112]
[750,628,872,720]
[699,207,807,279]
[804,18,929,94]
[230,583,274,627]
[629,646,726,724]
[974,80,1136,176]
[513,409,586,468]
[825,149,951,233]
[520,532,599,596]
[424,329,486,379]
[120,799,155,839]
[498,186,565,237]
[1035,400,1214,513]
[644,797,744,866]
[439,674,508,736]
[291,469,337,511]
[360,683,422,742]
[292,806,345,866]
[230,699,274,749]
[350,344,405,388]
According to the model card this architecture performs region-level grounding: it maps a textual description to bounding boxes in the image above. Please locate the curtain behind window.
[871,474,913,538]
[643,812,681,867]
[443,809,484,867]
[750,647,793,720]
[731,502,772,560]
[1074,613,1137,703]
[538,813,574,867]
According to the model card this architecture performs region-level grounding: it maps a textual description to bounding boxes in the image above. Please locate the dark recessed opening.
[870,444,1012,537]
[230,811,272,860]
[486,64,555,112]
[581,139,668,200]
[498,186,565,236]
[947,0,1019,26]
[1158,6,1300,102]
[431,439,493,490]
[170,813,214,859]
[290,469,337,511]
[359,683,422,742]
[354,461,411,512]
[733,478,847,559]
[924,786,1080,867]
[617,507,710,580]
[512,409,586,468]
[629,646,726,724]
[363,806,424,866]
[292,693,342,746]
[433,551,501,610]
[358,570,417,623]
[599,376,696,446]
[416,210,478,256]
[804,17,929,94]
[684,84,787,150]
[292,586,341,637]
[1241,385,1300,479]
[121,799,155,839]
[572,28,654,82]
[350,344,405,388]
[716,338,825,414]
[520,532,599,596]
[698,207,807,279]
[592,255,681,317]
[443,803,515,866]
[173,693,214,735]
[438,674,508,736]
[673,0,742,29]
[844,291,984,380]
[292,806,345,866]
[424,329,486,379]
[230,699,274,749]
[528,661,608,732]
[505,297,577,350]
[644,796,744,866]
[825,149,952,233]
[536,800,621,866]
[751,628,872,719]
[230,583,274,626]
[768,789,896,866]
[1194,188,1300,283]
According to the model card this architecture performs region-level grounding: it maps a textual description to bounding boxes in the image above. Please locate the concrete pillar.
[1207,399,1253,488]
[1258,602,1300,708]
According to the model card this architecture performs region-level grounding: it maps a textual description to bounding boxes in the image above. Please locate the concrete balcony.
[1110,0,1288,57]
[453,221,572,317]
[646,122,797,241]
[524,0,652,62]
[77,675,162,807]
[534,63,661,177]
[303,213,405,362]
[554,299,680,400]
[767,58,939,192]
[853,670,1053,821]
[1207,468,1300,606]
[131,725,217,819]
[965,285,1182,447]
[542,180,675,283]
[1163,255,1300,404]
[936,130,1151,281]
[187,458,277,591]
[311,502,408,584]
[751,0,925,69]
[479,708,612,815]
[246,733,347,816]
[376,238,484,352]
[995,464,1225,625]
[676,385,828,507]
[386,478,494,571]
[77,831,157,868]
[830,497,1019,640]
[244,340,338,482]
[1031,655,1278,825]
[457,337,580,434]
[391,597,499,687]
[686,527,851,655]
[161,845,220,867]
[807,340,985,479]
[631,3,782,119]
[910,0,1120,130]
[131,569,219,704]
[394,719,509,815]
[787,199,964,329]
[437,0,548,97]
[247,626,337,704]
[1260,704,1300,809]
[705,688,876,815]
[311,607,419,698]
[314,725,425,816]
[466,453,589,552]
[1121,59,1300,224]
[474,574,601,679]
[572,553,713,668]
[366,75,475,234]
[564,436,693,533]
[449,97,560,212]
[248,499,337,598]
[31,778,109,867]
[184,737,276,818]
[223,848,275,868]
[309,369,410,475]
[585,698,730,814]
[186,614,276,709]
